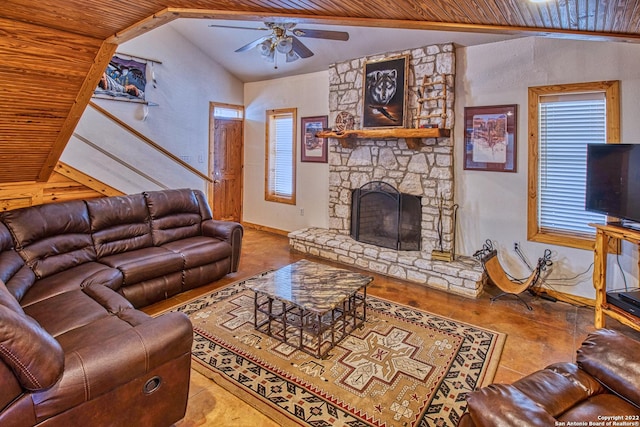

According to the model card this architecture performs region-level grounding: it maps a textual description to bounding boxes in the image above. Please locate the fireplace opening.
[350,181,421,251]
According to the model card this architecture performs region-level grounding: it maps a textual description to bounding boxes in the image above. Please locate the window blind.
[270,113,294,198]
[538,93,606,235]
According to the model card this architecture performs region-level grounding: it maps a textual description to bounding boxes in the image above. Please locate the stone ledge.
[289,227,486,298]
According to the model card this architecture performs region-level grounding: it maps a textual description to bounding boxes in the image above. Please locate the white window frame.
[528,81,620,250]
[265,108,297,205]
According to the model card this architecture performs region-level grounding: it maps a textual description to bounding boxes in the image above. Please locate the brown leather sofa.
[458,329,640,426]
[0,188,244,426]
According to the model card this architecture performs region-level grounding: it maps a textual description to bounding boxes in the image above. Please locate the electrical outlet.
[514,242,520,251]
[299,208,304,216]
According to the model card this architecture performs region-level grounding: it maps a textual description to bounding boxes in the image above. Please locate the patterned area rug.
[173,271,505,427]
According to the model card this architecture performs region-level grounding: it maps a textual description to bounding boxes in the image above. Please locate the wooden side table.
[591,223,640,332]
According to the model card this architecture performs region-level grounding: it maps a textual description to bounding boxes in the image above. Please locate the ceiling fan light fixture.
[285,50,299,63]
[276,37,293,54]
[259,40,273,56]
[263,48,275,63]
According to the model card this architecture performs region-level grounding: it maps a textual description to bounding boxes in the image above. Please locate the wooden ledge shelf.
[317,128,451,149]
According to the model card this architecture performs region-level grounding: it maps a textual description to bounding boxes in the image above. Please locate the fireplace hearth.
[350,181,421,251]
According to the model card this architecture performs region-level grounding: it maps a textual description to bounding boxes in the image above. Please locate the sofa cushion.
[0,223,36,303]
[0,280,23,314]
[22,289,113,339]
[512,362,605,417]
[0,304,64,391]
[577,329,640,407]
[465,383,558,426]
[193,189,214,220]
[2,201,96,279]
[144,189,203,245]
[18,262,121,308]
[161,236,231,269]
[86,194,153,258]
[557,393,640,422]
[99,246,184,285]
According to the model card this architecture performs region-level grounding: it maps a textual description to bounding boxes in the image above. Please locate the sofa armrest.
[465,383,557,427]
[577,329,640,407]
[0,305,64,391]
[32,311,193,420]
[462,362,605,426]
[202,219,243,272]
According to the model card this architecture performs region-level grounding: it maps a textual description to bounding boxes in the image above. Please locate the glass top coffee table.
[246,259,373,359]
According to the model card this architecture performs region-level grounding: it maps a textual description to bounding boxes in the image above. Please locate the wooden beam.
[108,8,181,44]
[54,162,123,197]
[37,40,117,182]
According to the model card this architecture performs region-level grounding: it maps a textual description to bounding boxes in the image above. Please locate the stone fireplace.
[289,43,485,297]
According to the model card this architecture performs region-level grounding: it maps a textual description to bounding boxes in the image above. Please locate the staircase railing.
[65,101,211,192]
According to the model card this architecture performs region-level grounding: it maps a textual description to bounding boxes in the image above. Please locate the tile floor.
[143,229,640,427]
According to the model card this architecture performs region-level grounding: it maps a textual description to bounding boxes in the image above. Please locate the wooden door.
[211,118,243,222]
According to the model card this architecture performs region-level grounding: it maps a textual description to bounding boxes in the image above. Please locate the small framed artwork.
[464,104,517,172]
[301,116,328,163]
[94,54,147,102]
[362,54,409,128]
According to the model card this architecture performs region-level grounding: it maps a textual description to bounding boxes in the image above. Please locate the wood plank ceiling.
[1,0,639,184]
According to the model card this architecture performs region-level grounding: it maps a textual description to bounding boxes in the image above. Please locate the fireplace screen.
[350,181,421,251]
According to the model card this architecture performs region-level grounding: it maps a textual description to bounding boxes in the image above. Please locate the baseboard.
[242,222,290,236]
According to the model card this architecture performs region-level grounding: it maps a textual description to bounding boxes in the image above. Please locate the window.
[213,105,243,119]
[528,81,620,250]
[265,108,297,204]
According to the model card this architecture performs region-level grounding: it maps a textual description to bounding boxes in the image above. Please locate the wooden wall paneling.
[0,183,44,212]
[0,17,105,182]
[0,162,121,212]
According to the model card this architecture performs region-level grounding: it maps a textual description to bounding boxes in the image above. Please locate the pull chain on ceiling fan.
[208,22,349,68]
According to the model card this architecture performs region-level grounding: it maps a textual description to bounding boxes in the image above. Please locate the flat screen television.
[585,143,640,226]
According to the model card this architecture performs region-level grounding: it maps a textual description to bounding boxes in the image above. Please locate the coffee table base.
[253,288,367,359]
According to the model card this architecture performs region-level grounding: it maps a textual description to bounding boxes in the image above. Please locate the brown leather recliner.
[458,329,640,426]
[0,278,193,427]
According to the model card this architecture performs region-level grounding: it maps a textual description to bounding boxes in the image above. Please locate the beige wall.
[243,71,330,231]
[456,37,640,298]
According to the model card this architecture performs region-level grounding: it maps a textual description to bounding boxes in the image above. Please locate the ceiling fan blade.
[292,28,349,41]
[235,35,271,53]
[208,24,269,31]
[291,36,314,58]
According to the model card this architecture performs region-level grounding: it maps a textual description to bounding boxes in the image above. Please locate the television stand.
[607,219,640,231]
[590,223,640,333]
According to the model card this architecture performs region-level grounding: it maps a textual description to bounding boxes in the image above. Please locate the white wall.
[62,24,244,193]
[455,37,640,298]
[243,71,330,231]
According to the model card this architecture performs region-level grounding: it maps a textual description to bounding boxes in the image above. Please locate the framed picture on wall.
[362,55,409,128]
[463,104,517,172]
[94,54,147,102]
[301,116,328,163]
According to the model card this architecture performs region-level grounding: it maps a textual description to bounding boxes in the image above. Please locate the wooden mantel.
[317,128,451,149]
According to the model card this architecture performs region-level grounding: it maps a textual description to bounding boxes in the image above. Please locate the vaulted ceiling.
[1,0,639,184]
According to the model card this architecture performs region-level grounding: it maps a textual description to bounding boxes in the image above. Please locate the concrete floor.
[143,228,640,427]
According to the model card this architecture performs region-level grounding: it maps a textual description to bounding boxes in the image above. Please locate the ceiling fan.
[208,22,350,66]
